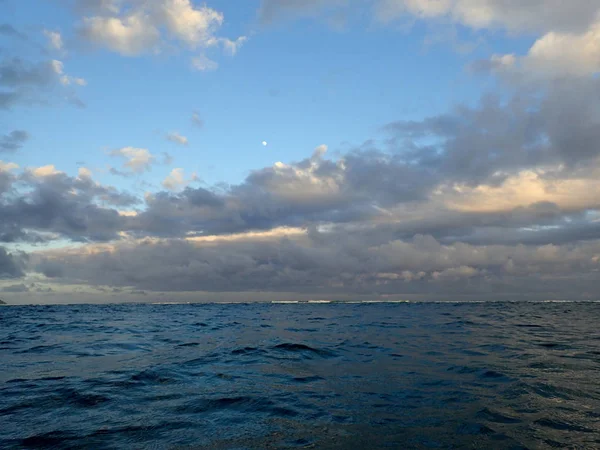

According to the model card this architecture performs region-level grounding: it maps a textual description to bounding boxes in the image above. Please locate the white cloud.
[81,13,161,56]
[376,0,600,78]
[157,0,223,47]
[162,168,197,191]
[191,54,218,71]
[44,30,64,51]
[221,36,248,55]
[51,60,87,86]
[520,22,600,77]
[206,36,248,56]
[110,147,155,173]
[166,132,188,146]
[78,0,245,66]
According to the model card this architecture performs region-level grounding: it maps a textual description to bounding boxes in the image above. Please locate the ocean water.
[1,302,600,449]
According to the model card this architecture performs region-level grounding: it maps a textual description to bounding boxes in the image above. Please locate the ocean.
[1,302,599,449]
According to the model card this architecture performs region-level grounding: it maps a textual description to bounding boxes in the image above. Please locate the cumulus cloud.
[4,104,600,299]
[0,164,138,244]
[109,147,155,173]
[78,0,245,65]
[3,1,600,301]
[166,132,188,146]
[81,13,161,56]
[161,168,197,191]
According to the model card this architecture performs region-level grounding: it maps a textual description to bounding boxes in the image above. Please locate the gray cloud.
[384,78,600,185]
[0,48,596,300]
[0,168,138,243]
[1,283,28,292]
[0,247,24,278]
[0,24,27,40]
[259,0,348,24]
[0,130,29,152]
[31,228,600,301]
[0,57,85,109]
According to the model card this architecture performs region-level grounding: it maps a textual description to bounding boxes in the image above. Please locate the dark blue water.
[1,302,600,449]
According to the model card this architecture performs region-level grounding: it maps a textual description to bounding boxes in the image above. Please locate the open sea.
[1,301,600,449]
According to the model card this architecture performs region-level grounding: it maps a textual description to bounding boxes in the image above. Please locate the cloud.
[78,0,244,65]
[206,36,248,56]
[162,168,197,191]
[191,54,218,71]
[258,0,349,25]
[515,23,600,77]
[0,130,29,152]
[0,165,138,244]
[109,147,155,173]
[157,0,223,47]
[161,152,174,165]
[166,132,188,146]
[1,283,29,292]
[374,1,600,34]
[44,29,64,51]
[73,0,122,14]
[0,57,85,109]
[0,24,27,40]
[0,247,25,278]
[81,13,161,56]
[191,111,203,128]
[259,1,600,78]
[29,227,600,300]
[379,1,600,78]
[51,60,87,86]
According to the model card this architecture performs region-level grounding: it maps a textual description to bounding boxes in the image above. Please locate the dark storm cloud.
[0,130,29,152]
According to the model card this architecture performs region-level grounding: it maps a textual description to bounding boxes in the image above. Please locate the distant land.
[0,299,6,305]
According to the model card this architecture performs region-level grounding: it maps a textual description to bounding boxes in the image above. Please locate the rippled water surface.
[1,302,600,449]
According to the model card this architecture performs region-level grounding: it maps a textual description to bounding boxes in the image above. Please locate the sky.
[1,0,600,304]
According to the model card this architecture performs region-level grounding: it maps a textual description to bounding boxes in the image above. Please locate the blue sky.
[2,0,600,303]
[3,0,532,188]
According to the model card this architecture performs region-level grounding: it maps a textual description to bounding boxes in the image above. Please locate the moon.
[262,141,268,146]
